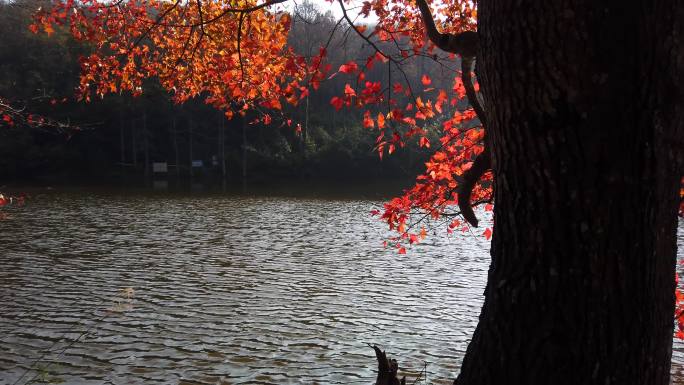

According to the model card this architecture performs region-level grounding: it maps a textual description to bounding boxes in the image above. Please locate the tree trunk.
[172,114,180,178]
[189,121,194,179]
[131,117,137,168]
[143,112,149,180]
[456,1,683,384]
[119,109,125,165]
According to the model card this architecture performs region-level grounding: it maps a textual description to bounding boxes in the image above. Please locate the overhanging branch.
[414,0,477,56]
[456,147,490,227]
[461,57,486,127]
[413,0,491,227]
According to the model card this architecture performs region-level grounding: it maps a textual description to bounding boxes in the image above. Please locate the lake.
[0,189,682,384]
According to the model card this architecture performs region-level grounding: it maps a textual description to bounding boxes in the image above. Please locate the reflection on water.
[0,191,682,384]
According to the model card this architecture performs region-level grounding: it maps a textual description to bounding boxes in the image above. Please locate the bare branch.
[337,0,394,63]
[0,98,94,132]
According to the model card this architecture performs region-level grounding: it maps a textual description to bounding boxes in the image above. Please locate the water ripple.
[0,192,681,385]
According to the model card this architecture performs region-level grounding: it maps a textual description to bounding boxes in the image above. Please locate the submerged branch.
[372,345,406,385]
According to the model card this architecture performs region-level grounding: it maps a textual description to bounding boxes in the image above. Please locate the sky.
[280,0,379,24]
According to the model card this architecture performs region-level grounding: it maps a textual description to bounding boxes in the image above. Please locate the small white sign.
[152,162,168,173]
[192,160,204,168]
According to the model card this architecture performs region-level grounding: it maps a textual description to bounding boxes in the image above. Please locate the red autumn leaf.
[483,228,492,240]
[330,96,344,111]
[363,110,375,128]
[421,74,432,86]
[339,61,359,74]
[377,142,385,160]
[365,55,375,70]
[344,83,356,97]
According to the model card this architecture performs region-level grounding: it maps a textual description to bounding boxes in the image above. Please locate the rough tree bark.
[450,1,684,385]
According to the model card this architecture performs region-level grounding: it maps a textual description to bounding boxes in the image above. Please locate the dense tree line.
[0,0,456,186]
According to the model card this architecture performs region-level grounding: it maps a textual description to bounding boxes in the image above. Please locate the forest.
[0,0,461,185]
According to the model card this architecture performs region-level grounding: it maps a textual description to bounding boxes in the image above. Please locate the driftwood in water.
[372,345,406,385]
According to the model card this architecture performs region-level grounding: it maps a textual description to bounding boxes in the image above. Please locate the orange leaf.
[330,96,344,110]
[419,136,430,148]
[363,110,374,129]
[344,84,356,97]
[339,61,359,74]
[377,112,385,129]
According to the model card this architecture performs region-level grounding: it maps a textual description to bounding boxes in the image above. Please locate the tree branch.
[414,0,477,56]
[457,57,491,227]
[132,0,181,48]
[456,146,490,227]
[203,0,288,24]
[337,0,394,63]
[413,0,491,227]
[461,57,486,127]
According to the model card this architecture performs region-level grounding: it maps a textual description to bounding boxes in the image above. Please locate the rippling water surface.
[0,190,682,385]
